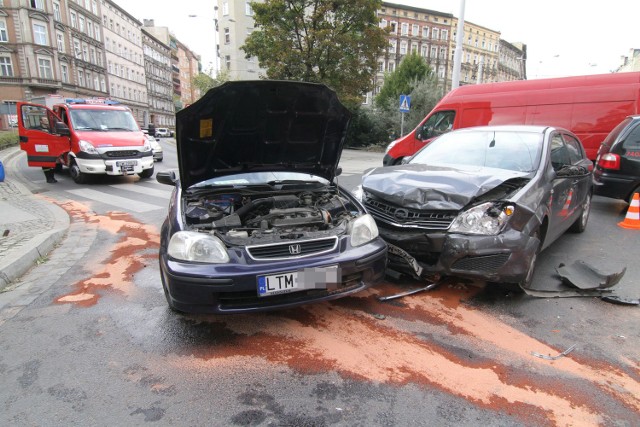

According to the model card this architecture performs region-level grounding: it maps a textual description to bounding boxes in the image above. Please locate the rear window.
[602,117,633,148]
[621,121,640,150]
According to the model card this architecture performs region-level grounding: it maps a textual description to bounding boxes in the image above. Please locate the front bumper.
[75,154,154,175]
[159,239,388,314]
[379,225,537,284]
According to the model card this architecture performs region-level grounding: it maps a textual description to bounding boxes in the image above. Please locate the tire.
[69,160,89,184]
[569,192,592,233]
[138,166,154,179]
[518,230,542,290]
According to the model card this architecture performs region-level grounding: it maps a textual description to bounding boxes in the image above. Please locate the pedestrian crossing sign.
[399,95,411,112]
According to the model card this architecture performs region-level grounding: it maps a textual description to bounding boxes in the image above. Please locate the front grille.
[246,237,338,260]
[451,253,510,272]
[365,197,457,230]
[105,150,140,158]
[216,273,363,309]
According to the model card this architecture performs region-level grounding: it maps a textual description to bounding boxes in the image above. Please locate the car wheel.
[69,160,88,184]
[569,192,592,233]
[138,166,154,179]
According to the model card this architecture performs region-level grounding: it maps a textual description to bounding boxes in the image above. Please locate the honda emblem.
[289,244,302,255]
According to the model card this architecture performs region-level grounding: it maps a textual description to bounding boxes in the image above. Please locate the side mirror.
[335,166,342,177]
[54,121,70,136]
[156,170,178,186]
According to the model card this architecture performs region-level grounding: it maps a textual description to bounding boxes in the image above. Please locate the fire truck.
[17,95,154,184]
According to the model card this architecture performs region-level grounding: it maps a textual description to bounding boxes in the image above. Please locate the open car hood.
[175,80,351,190]
[362,163,531,210]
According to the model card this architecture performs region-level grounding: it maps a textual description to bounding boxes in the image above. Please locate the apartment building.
[450,19,501,86]
[371,2,453,103]
[176,39,200,107]
[498,39,526,81]
[101,0,147,125]
[216,0,264,80]
[142,27,174,128]
[0,0,108,126]
[618,48,640,72]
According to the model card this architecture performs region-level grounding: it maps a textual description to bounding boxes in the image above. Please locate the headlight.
[167,231,230,263]
[385,139,399,154]
[449,202,515,235]
[78,140,98,154]
[350,214,379,247]
[142,139,152,152]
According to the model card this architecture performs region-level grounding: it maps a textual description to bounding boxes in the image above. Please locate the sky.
[116,0,639,79]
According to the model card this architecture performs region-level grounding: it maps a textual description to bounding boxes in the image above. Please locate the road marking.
[109,184,173,199]
[66,189,161,213]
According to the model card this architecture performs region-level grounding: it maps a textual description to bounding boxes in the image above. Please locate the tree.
[242,0,388,107]
[375,53,431,110]
[192,69,230,99]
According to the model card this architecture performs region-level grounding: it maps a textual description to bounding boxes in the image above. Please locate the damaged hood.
[175,80,351,190]
[362,163,531,210]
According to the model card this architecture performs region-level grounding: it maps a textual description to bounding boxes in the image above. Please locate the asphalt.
[0,146,70,291]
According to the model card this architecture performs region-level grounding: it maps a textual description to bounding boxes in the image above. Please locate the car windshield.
[190,171,329,189]
[410,130,543,172]
[70,109,139,131]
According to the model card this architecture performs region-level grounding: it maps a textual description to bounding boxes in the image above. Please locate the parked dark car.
[156,81,387,314]
[358,125,593,289]
[593,115,640,203]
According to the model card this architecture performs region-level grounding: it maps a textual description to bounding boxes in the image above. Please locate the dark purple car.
[156,81,387,314]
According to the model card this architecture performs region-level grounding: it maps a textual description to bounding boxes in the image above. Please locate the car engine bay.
[183,188,361,245]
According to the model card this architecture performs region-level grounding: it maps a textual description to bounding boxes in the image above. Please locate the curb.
[0,147,71,291]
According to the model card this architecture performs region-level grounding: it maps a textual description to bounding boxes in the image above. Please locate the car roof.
[453,125,558,134]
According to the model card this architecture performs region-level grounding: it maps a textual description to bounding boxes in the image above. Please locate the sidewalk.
[0,146,70,291]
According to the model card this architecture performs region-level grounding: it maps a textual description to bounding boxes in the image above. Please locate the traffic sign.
[399,95,411,112]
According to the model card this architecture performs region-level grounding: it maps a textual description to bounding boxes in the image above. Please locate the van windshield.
[70,109,139,131]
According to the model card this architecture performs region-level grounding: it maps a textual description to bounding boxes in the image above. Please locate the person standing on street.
[42,166,57,183]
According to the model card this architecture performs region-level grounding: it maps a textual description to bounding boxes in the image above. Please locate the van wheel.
[138,166,154,179]
[69,160,88,184]
[569,192,592,233]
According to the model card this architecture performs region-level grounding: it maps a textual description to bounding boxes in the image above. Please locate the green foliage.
[192,69,230,99]
[0,131,19,150]
[375,53,431,110]
[344,107,394,149]
[242,0,388,107]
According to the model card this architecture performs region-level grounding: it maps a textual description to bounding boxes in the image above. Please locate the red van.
[17,97,154,183]
[384,72,640,165]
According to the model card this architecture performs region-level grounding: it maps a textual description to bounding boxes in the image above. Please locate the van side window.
[418,111,455,140]
[621,122,640,150]
[58,109,69,125]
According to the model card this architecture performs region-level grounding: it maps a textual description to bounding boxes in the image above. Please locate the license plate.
[257,266,340,297]
[116,160,137,167]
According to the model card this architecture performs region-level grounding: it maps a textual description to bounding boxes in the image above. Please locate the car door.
[17,102,70,167]
[561,132,593,219]
[546,132,576,242]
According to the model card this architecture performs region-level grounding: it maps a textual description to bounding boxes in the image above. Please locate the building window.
[53,2,62,21]
[412,24,419,36]
[92,0,98,14]
[431,28,439,40]
[401,23,408,36]
[70,11,77,28]
[94,25,101,41]
[94,75,99,89]
[411,43,418,54]
[422,26,429,38]
[379,19,387,29]
[56,32,65,52]
[245,1,253,15]
[388,61,395,72]
[86,71,92,88]
[87,21,93,38]
[0,20,8,42]
[60,63,69,82]
[33,23,48,45]
[390,21,397,34]
[78,70,84,86]
[0,56,14,76]
[82,43,88,61]
[224,27,230,44]
[431,46,437,58]
[30,0,44,9]
[440,47,447,59]
[90,47,96,63]
[101,77,106,92]
[73,39,81,58]
[225,55,230,70]
[79,16,85,33]
[388,40,396,54]
[400,40,407,55]
[223,1,228,16]
[421,45,427,57]
[378,61,384,72]
[38,57,53,79]
[441,29,448,41]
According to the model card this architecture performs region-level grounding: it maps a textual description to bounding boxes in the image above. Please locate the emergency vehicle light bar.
[64,98,120,105]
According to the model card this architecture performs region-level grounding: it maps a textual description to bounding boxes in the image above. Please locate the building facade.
[618,48,640,72]
[216,0,264,80]
[0,0,108,128]
[176,39,200,107]
[141,27,173,128]
[101,0,147,125]
[371,2,453,104]
[498,39,526,81]
[449,19,501,87]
